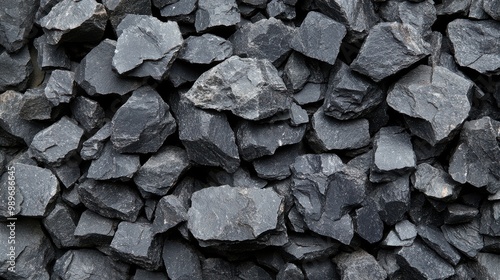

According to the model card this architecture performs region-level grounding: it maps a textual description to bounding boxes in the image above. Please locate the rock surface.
[195,0,240,32]
[179,34,233,64]
[87,142,140,180]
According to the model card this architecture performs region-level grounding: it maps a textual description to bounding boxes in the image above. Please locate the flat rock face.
[71,96,105,132]
[184,56,290,120]
[33,34,71,70]
[44,70,75,106]
[412,163,460,200]
[163,240,203,280]
[441,219,484,258]
[351,22,430,82]
[0,47,33,93]
[43,202,81,248]
[291,11,346,64]
[103,0,152,30]
[447,19,500,74]
[179,34,233,64]
[87,142,140,180]
[80,122,112,160]
[0,0,39,52]
[335,250,387,280]
[74,210,116,245]
[195,0,240,32]
[152,195,188,234]
[19,88,53,121]
[417,224,461,266]
[379,0,436,36]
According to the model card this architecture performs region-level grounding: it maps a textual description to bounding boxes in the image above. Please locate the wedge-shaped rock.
[334,250,387,280]
[19,88,53,121]
[282,233,339,261]
[152,195,188,234]
[0,47,32,93]
[44,70,75,106]
[445,203,479,224]
[163,240,203,280]
[411,163,460,200]
[351,22,430,82]
[276,263,303,280]
[160,0,197,18]
[354,201,384,244]
[179,34,232,64]
[74,210,116,245]
[476,253,500,280]
[184,56,290,120]
[379,0,436,36]
[0,0,38,52]
[71,96,105,133]
[87,142,140,180]
[33,34,71,69]
[42,202,81,248]
[441,219,484,258]
[371,175,411,226]
[480,201,500,237]
[80,122,111,160]
[417,224,461,266]
[195,0,240,32]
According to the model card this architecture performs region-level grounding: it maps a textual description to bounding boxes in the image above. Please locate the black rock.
[202,258,236,280]
[167,61,202,87]
[160,0,197,18]
[0,47,33,93]
[266,0,296,20]
[441,219,484,258]
[103,0,152,30]
[276,263,303,280]
[40,0,108,44]
[133,269,168,280]
[293,83,325,105]
[152,195,188,234]
[70,96,105,133]
[302,259,337,280]
[411,163,460,200]
[417,224,461,266]
[479,201,500,237]
[44,70,75,106]
[255,251,285,272]
[33,34,71,70]
[379,0,436,36]
[80,122,112,160]
[19,88,53,121]
[42,202,81,248]
[289,103,309,126]
[253,144,304,180]
[282,233,339,261]
[230,18,295,66]
[87,142,140,180]
[371,175,411,225]
[284,53,310,92]
[152,0,178,9]
[290,11,346,65]
[77,179,143,222]
[184,56,290,120]
[75,39,143,96]
[62,185,83,208]
[382,220,417,247]
[162,240,203,280]
[335,250,387,280]
[0,0,38,52]
[110,221,163,270]
[74,210,116,245]
[194,0,240,32]
[351,22,430,82]
[179,34,233,64]
[445,203,479,224]
[354,201,384,244]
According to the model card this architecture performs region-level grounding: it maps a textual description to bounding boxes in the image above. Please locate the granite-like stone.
[253,144,304,180]
[276,263,303,280]
[293,83,325,105]
[266,0,296,20]
[202,258,236,280]
[179,34,232,64]
[195,0,240,32]
[354,201,384,244]
[87,142,140,181]
[483,0,500,20]
[379,0,436,36]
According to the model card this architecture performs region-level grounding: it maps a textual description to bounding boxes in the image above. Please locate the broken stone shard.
[282,233,338,261]
[103,0,152,30]
[412,163,460,200]
[379,0,436,36]
[335,250,387,280]
[179,34,233,64]
[70,96,105,133]
[42,202,81,248]
[291,11,346,64]
[163,240,203,280]
[276,263,303,280]
[152,195,188,234]
[195,0,240,32]
[479,201,500,237]
[184,56,290,120]
[19,88,53,121]
[237,262,273,280]
[34,34,71,70]
[354,201,384,244]
[351,22,430,82]
[284,53,310,92]
[87,141,140,181]
[372,175,411,225]
[387,65,473,145]
[230,18,295,66]
[442,219,484,258]
[253,144,304,180]
[40,0,108,44]
[302,259,337,280]
[111,86,176,154]
[0,0,38,52]
[445,203,479,224]
[483,0,500,20]
[293,83,325,105]
[74,210,116,245]
[417,224,461,266]
[44,70,75,106]
[77,179,143,222]
[266,0,296,20]
[289,103,309,126]
[30,117,83,165]
[160,0,197,18]
[475,253,500,279]
[80,122,112,160]
[0,47,33,93]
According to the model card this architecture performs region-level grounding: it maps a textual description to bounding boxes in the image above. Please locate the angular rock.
[87,142,140,181]
[282,233,339,261]
[167,61,202,87]
[44,70,75,106]
[152,195,188,234]
[62,185,82,208]
[335,250,387,280]
[441,219,484,258]
[0,0,38,52]
[230,18,295,66]
[160,0,197,18]
[267,0,296,20]
[179,34,232,64]
[289,103,309,126]
[483,0,500,20]
[293,83,325,105]
[19,88,53,121]
[284,53,310,92]
[80,122,112,161]
[276,263,303,280]
[0,47,32,93]
[382,220,417,247]
[237,262,273,280]
[411,163,460,200]
[417,224,461,266]
[195,0,240,32]
[354,201,384,244]
[111,86,176,154]
[133,270,168,280]
[209,167,267,189]
[253,144,304,180]
[42,202,81,248]
[302,259,337,280]
[163,240,203,280]
[77,179,143,222]
[479,201,500,237]
[202,258,236,280]
[291,11,346,64]
[33,34,71,70]
[103,0,152,30]
[447,19,500,74]
[40,0,108,44]
[436,0,471,15]
[74,210,116,245]
[371,175,411,225]
[184,56,290,120]
[75,39,143,96]
[475,252,500,279]
[445,203,479,224]
[70,96,105,133]
[351,22,430,82]
[379,0,436,36]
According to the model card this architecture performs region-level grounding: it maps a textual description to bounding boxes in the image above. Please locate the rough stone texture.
[202,258,236,280]
[293,83,325,105]
[354,201,384,244]
[302,259,337,280]
[184,56,290,120]
[103,0,152,30]
[253,144,304,180]
[282,233,338,261]
[44,70,75,106]
[162,240,203,280]
[284,53,310,92]
[412,163,460,200]
[52,160,80,188]
[167,61,202,87]
[87,142,140,181]
[475,252,500,280]
[266,0,296,20]
[42,202,81,248]
[133,269,168,280]
[417,224,461,266]
[289,103,309,126]
[387,65,473,145]
[152,195,188,234]
[480,201,500,237]
[70,96,105,132]
[276,263,303,280]
[237,262,273,280]
[442,219,484,258]
[371,175,411,225]
[19,88,53,121]
[33,34,71,70]
[74,210,116,245]
[195,0,240,32]
[483,0,500,20]
[160,0,197,18]
[335,250,387,280]
[351,22,430,82]
[0,0,39,52]
[0,47,33,93]
[379,0,436,36]
[179,34,232,64]
[447,19,500,74]
[80,122,112,160]
[445,203,479,224]
[290,11,346,64]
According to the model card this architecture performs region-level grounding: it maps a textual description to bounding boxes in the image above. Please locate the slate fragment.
[33,34,71,70]
[371,175,411,225]
[70,96,105,133]
[74,210,116,245]
[87,142,140,181]
[445,203,479,224]
[0,0,38,52]
[160,0,197,18]
[475,252,500,280]
[354,201,384,244]
[253,144,304,180]
[442,219,484,258]
[80,122,112,161]
[411,163,460,200]
[42,202,81,248]
[382,220,417,247]
[379,0,436,36]
[282,233,338,261]
[479,201,500,237]
[202,258,236,280]
[195,0,241,32]
[237,262,273,280]
[162,240,203,280]
[289,103,309,126]
[351,22,430,82]
[0,47,32,93]
[133,270,169,280]
[152,195,188,234]
[103,0,152,30]
[436,0,471,15]
[335,250,387,280]
[19,88,53,121]
[276,263,303,280]
[266,0,296,20]
[179,34,232,64]
[290,11,346,64]
[417,224,461,266]
[284,53,310,92]
[302,259,337,280]
[293,83,325,105]
[184,56,290,120]
[44,70,75,106]
[483,0,500,19]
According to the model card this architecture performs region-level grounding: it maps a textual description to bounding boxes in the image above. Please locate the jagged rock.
[0,0,38,52]
[152,195,188,234]
[475,252,500,279]
[184,56,290,120]
[74,210,116,245]
[289,103,309,126]
[230,18,294,66]
[19,88,53,121]
[236,262,273,280]
[87,142,140,180]
[152,0,178,9]
[114,14,149,37]
[44,70,75,106]
[302,259,337,280]
[195,0,240,32]
[290,11,346,64]
[33,34,71,70]
[0,47,32,93]
[42,202,81,248]
[354,201,384,244]
[209,168,267,189]
[382,219,417,247]
[160,0,197,18]
[441,219,484,258]
[335,250,387,280]
[77,179,143,222]
[111,86,176,154]
[103,0,152,30]
[351,22,430,82]
[202,258,236,280]
[266,0,296,20]
[75,39,143,96]
[80,122,112,161]
[167,61,202,87]
[284,53,310,92]
[293,83,325,105]
[447,19,500,74]
[308,108,370,152]
[412,163,460,200]
[70,96,105,133]
[170,92,240,173]
[276,263,303,280]
[163,240,203,280]
[51,158,79,189]
[371,175,411,225]
[179,34,232,64]
[445,203,479,224]
[379,0,436,36]
[483,0,500,20]
[40,0,108,44]
[417,224,461,266]
[436,0,471,15]
[253,144,304,180]
[480,201,500,237]
[282,233,339,261]
[62,186,82,208]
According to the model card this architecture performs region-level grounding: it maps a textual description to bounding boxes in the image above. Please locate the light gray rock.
[179,34,232,64]
[411,163,460,200]
[195,0,240,32]
[335,250,387,280]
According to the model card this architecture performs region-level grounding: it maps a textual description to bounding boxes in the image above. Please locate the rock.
[323,61,383,120]
[436,0,471,15]
[282,233,338,261]
[133,270,168,280]
[113,17,182,80]
[408,192,445,228]
[153,0,178,9]
[44,70,75,106]
[19,88,53,121]
[74,210,116,245]
[370,126,416,183]
[40,0,108,44]
[483,0,500,20]
[103,0,152,30]
[33,34,71,70]
[209,167,268,189]
[202,258,236,280]
[162,240,203,280]
[379,0,436,36]
[52,160,80,188]
[411,163,460,200]
[80,122,112,160]
[160,0,197,18]
[77,179,143,222]
[371,175,411,225]
[253,144,304,180]
[70,96,105,133]
[0,47,32,93]
[441,219,484,258]
[111,86,176,154]
[383,219,417,247]
[195,0,240,32]
[179,34,232,64]
[87,142,140,181]
[284,53,310,92]
[42,202,81,248]
[302,259,337,280]
[387,65,473,145]
[475,252,500,279]
[447,19,500,74]
[170,92,240,173]
[480,201,500,237]
[236,120,305,160]
[445,203,479,224]
[152,195,188,234]
[276,263,303,280]
[167,61,202,87]
[184,56,290,120]
[230,18,295,66]
[308,108,370,152]
[52,249,130,279]
[417,224,461,266]
[335,250,387,280]
[351,22,430,82]
[293,83,325,105]
[266,0,296,20]
[354,201,384,244]
[290,11,346,64]
[62,185,82,208]
[289,103,309,126]
[0,0,38,52]
[75,39,143,96]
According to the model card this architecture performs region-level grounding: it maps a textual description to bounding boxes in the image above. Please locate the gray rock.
[293,83,325,105]
[195,0,240,32]
[411,163,460,200]
[469,0,489,19]
[70,96,105,133]
[0,47,32,93]
[51,160,79,191]
[483,0,500,19]
[202,258,236,280]
[167,61,202,87]
[379,0,436,36]
[87,142,140,181]
[114,14,150,37]
[282,233,339,261]
[179,34,232,64]
[184,56,290,120]
[74,210,116,245]
[480,201,500,237]
[33,34,71,70]
[76,39,143,96]
[170,92,240,173]
[163,240,203,280]
[253,144,304,180]
[354,201,384,244]
[160,0,197,18]
[475,252,500,280]
[417,224,461,266]
[291,11,346,64]
[103,0,152,30]
[111,86,177,154]
[436,0,471,15]
[152,0,179,8]
[152,195,188,234]
[289,103,309,126]
[302,259,337,280]
[80,122,112,161]
[351,22,430,82]
[335,250,387,280]
[42,202,81,248]
[387,65,473,145]
[445,203,479,224]
[19,88,53,121]
[395,220,417,241]
[370,127,416,183]
[110,221,163,270]
[77,179,143,222]
[237,262,273,280]
[276,263,303,280]
[323,61,383,120]
[44,70,75,106]
[371,175,411,225]
[62,185,82,208]
[209,167,267,189]
[267,0,296,20]
[0,0,38,52]
[447,19,500,74]
[308,108,370,152]
[40,0,108,44]
[133,269,168,280]
[230,18,295,66]
[441,219,484,258]
[284,53,310,92]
